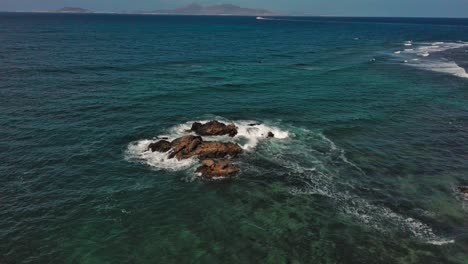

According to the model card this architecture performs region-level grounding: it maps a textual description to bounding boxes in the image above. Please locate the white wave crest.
[234,121,289,150]
[168,119,289,151]
[126,119,290,170]
[126,139,197,171]
[395,41,468,79]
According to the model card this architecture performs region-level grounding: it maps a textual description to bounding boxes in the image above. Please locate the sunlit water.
[1,14,467,263]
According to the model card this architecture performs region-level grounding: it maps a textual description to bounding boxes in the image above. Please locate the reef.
[147,120,275,179]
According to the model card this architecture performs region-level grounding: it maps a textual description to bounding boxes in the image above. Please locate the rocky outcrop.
[196,159,240,179]
[148,140,172,152]
[457,186,468,202]
[148,135,243,160]
[146,120,247,178]
[190,141,243,159]
[458,186,468,194]
[168,135,203,159]
[191,120,238,137]
[267,132,275,138]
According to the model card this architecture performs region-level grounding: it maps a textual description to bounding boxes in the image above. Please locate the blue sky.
[1,0,468,17]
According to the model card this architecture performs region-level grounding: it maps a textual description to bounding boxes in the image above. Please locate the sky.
[1,0,468,17]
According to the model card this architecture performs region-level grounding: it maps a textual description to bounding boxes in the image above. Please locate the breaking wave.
[126,139,198,171]
[125,119,289,171]
[126,118,453,245]
[393,41,468,78]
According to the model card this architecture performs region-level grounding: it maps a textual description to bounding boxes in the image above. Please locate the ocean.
[0,13,467,263]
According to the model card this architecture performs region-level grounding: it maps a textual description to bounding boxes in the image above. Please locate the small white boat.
[256,16,265,20]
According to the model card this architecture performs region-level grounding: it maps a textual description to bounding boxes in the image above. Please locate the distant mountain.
[152,3,276,16]
[56,7,92,13]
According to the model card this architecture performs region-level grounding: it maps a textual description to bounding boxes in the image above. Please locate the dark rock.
[458,186,468,194]
[191,122,203,131]
[191,120,238,137]
[148,140,171,152]
[191,141,243,159]
[168,135,243,160]
[267,132,275,138]
[196,159,240,179]
[168,135,202,159]
[248,123,260,126]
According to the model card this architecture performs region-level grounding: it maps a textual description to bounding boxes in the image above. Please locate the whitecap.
[234,121,289,150]
[125,139,197,171]
[395,41,468,78]
[126,119,290,170]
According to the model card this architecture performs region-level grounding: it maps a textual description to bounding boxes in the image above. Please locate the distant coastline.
[13,4,279,16]
[56,7,92,13]
[3,9,468,19]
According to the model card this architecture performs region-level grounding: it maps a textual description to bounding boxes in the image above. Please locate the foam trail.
[126,139,197,171]
[286,133,453,245]
[395,41,468,79]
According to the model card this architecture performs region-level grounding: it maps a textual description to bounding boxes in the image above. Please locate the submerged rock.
[267,132,275,138]
[191,120,238,137]
[196,159,240,179]
[148,140,171,152]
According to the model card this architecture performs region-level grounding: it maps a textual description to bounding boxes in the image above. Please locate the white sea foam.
[126,139,197,171]
[406,60,468,78]
[126,119,290,170]
[286,133,453,245]
[127,120,454,245]
[395,41,468,78]
[418,52,430,57]
[294,173,454,245]
[168,119,289,151]
[234,121,289,150]
[342,195,454,245]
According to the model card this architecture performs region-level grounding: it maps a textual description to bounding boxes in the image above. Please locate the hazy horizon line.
[2,11,468,19]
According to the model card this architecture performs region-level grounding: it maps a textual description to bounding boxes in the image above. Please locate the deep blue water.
[1,13,468,263]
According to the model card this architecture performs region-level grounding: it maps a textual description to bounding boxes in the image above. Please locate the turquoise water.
[1,14,468,263]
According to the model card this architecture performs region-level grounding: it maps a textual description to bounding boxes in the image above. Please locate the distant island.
[56,7,92,13]
[50,4,277,16]
[149,4,277,16]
